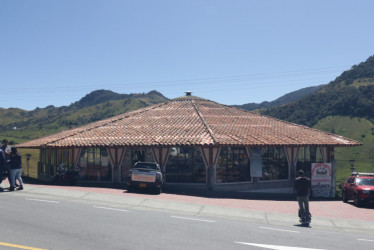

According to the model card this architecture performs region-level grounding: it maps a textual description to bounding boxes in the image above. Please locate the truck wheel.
[155,186,162,194]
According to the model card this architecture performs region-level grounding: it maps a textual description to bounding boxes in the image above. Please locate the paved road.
[1,180,374,250]
[1,180,373,236]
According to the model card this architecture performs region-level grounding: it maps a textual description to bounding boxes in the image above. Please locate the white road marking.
[25,198,59,203]
[358,238,374,242]
[235,242,325,250]
[259,227,300,233]
[93,206,129,212]
[171,215,215,223]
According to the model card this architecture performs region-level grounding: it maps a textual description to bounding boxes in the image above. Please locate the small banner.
[311,163,332,198]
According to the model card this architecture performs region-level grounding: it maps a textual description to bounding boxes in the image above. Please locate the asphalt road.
[0,183,374,250]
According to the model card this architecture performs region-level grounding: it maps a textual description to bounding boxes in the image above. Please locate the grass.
[314,116,374,196]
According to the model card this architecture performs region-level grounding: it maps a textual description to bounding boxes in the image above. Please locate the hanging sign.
[311,163,332,198]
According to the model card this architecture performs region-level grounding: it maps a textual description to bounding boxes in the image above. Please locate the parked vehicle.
[342,172,374,207]
[126,162,164,194]
[55,163,81,185]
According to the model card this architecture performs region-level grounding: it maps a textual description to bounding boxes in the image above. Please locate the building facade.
[17,93,361,195]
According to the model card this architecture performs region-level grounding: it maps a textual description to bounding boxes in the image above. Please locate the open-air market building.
[17,93,362,196]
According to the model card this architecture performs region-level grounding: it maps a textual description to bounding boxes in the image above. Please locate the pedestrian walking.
[9,147,23,191]
[294,170,311,224]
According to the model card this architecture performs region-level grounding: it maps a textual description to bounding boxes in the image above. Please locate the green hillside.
[235,85,324,111]
[263,55,374,127]
[314,116,374,194]
[0,90,168,144]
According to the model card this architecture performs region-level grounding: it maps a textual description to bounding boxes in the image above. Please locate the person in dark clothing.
[9,147,23,191]
[0,148,5,191]
[294,170,311,219]
[1,139,12,185]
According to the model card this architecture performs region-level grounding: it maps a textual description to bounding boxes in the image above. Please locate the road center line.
[0,241,47,250]
[259,227,300,233]
[171,215,215,223]
[358,238,374,242]
[93,206,129,212]
[26,198,59,203]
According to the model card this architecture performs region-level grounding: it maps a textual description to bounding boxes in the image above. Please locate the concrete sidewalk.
[2,181,374,235]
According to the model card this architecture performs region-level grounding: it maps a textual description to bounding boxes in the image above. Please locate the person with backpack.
[9,147,23,191]
[294,170,311,224]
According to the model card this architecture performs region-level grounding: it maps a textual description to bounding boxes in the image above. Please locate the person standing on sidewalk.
[0,147,5,191]
[1,139,12,185]
[294,170,311,219]
[9,147,23,191]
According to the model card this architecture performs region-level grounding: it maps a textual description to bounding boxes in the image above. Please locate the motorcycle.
[55,163,81,185]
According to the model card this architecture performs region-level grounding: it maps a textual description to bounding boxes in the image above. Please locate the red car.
[342,172,374,207]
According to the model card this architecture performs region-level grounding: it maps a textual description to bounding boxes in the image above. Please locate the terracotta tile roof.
[16,96,362,148]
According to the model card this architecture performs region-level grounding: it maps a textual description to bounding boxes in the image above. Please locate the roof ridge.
[191,100,217,145]
[43,102,169,147]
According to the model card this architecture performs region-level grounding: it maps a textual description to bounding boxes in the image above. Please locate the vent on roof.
[185,91,192,96]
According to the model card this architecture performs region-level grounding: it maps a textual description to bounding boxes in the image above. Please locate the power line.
[1,66,349,94]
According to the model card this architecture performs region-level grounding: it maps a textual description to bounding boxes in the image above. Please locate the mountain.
[234,85,325,111]
[262,56,374,127]
[0,90,168,143]
[261,55,374,194]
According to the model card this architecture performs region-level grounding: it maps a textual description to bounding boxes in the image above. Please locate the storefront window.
[49,150,57,177]
[121,148,153,182]
[260,147,288,181]
[60,149,70,168]
[297,147,323,177]
[39,149,47,175]
[166,146,206,183]
[216,147,251,183]
[78,148,111,181]
[39,149,66,177]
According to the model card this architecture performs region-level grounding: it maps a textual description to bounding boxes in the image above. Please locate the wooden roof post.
[108,147,126,183]
[151,147,171,173]
[200,146,221,190]
[329,147,336,198]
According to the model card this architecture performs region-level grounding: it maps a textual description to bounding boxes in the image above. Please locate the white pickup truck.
[126,162,164,194]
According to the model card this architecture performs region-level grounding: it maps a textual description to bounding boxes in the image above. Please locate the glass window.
[39,149,47,175]
[49,150,57,177]
[78,148,112,181]
[297,146,324,177]
[166,147,206,183]
[216,147,251,183]
[61,149,70,167]
[260,147,288,181]
[357,178,374,186]
[132,150,145,166]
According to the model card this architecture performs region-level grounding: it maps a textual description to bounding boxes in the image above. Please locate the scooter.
[55,163,81,185]
[298,209,311,226]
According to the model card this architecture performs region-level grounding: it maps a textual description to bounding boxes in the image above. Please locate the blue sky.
[1,0,374,110]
